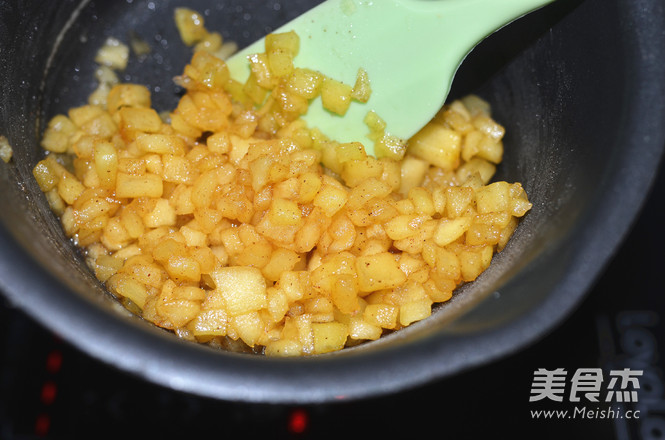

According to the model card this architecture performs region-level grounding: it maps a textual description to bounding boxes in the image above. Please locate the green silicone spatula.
[226,0,554,156]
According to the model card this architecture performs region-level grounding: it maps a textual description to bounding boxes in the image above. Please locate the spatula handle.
[396,0,556,47]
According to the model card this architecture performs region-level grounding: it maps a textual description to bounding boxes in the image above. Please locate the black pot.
[0,0,663,403]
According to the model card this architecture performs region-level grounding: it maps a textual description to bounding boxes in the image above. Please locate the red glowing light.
[288,408,309,434]
[40,381,58,405]
[34,413,51,437]
[45,350,63,374]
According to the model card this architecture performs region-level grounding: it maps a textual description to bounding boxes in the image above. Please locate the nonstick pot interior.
[0,0,663,403]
